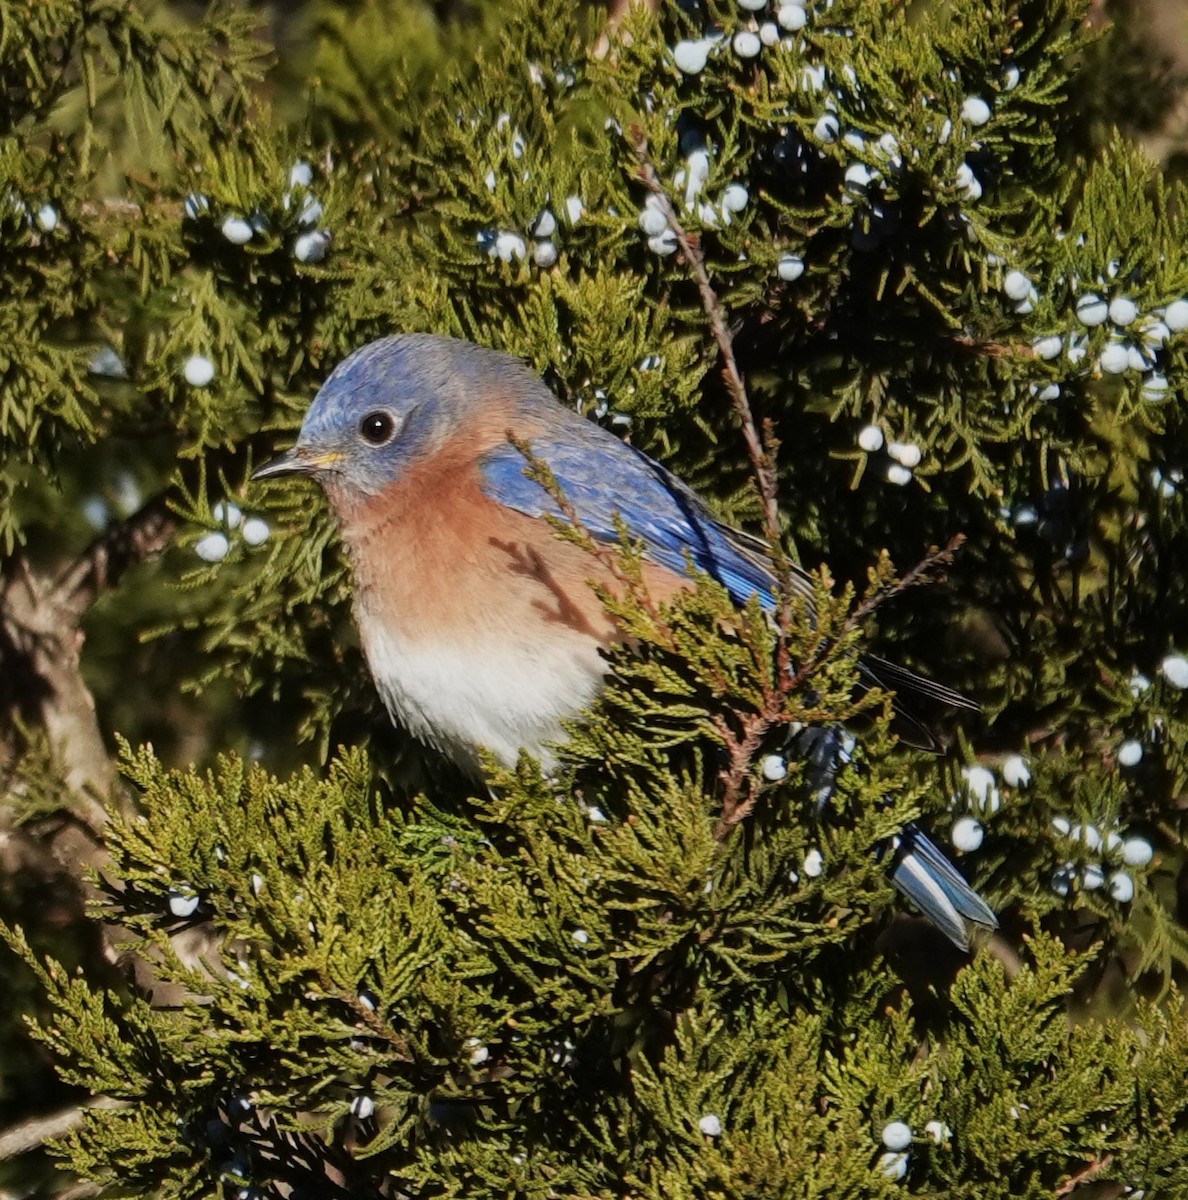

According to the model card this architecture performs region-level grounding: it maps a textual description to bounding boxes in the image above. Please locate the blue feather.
[478,438,780,608]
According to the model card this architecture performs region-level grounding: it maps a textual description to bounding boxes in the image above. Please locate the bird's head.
[252,333,541,503]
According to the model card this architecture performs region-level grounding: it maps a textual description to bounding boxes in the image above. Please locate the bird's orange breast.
[330,434,684,768]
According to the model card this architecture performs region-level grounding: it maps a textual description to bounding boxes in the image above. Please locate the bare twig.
[847,535,966,628]
[629,132,971,846]
[631,132,782,550]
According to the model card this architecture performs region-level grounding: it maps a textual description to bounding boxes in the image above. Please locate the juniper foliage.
[3,0,1188,1197]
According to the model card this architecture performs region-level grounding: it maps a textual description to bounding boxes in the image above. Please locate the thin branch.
[847,535,966,628]
[630,131,782,549]
[1054,1153,1114,1196]
[630,133,973,847]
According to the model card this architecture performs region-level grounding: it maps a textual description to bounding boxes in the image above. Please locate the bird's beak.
[251,447,342,481]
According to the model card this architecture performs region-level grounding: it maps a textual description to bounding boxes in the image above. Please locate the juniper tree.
[3,0,1188,1197]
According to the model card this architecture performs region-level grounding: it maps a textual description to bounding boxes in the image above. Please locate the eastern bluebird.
[254,334,996,948]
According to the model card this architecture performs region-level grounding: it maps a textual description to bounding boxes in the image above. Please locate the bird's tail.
[787,726,997,950]
[884,823,998,950]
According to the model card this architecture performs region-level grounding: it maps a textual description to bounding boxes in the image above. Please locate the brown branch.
[625,136,971,852]
[1054,1153,1114,1196]
[847,535,966,628]
[1,496,177,813]
[0,1096,125,1161]
[630,132,782,550]
[51,496,178,619]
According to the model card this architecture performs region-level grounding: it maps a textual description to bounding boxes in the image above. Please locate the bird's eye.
[359,411,396,445]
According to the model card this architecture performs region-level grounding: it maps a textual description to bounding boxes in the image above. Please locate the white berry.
[1109,296,1138,326]
[221,215,253,244]
[532,240,558,268]
[1117,740,1143,768]
[844,163,872,192]
[759,22,780,45]
[885,464,912,486]
[351,1095,374,1119]
[294,195,319,225]
[1108,871,1135,903]
[1122,837,1153,867]
[1003,270,1032,301]
[961,96,991,126]
[1071,823,1103,852]
[1143,320,1170,346]
[36,204,58,232]
[1075,294,1108,326]
[881,1121,912,1151]
[194,531,230,563]
[1032,335,1062,360]
[673,39,712,74]
[1001,755,1031,788]
[955,162,981,199]
[241,517,270,546]
[493,232,527,261]
[732,30,762,58]
[886,441,921,468]
[1098,343,1129,374]
[648,230,678,256]
[924,1120,952,1143]
[1142,374,1170,402]
[778,4,807,29]
[961,765,1000,813]
[857,424,884,452]
[698,1113,722,1136]
[814,113,840,143]
[1160,654,1188,688]
[294,231,329,263]
[951,817,984,852]
[639,206,668,236]
[531,209,556,239]
[168,889,199,918]
[761,754,787,781]
[213,500,242,529]
[1081,864,1105,891]
[776,253,804,281]
[183,354,215,388]
[1164,298,1188,330]
[803,848,823,878]
[876,1151,908,1181]
[721,183,749,213]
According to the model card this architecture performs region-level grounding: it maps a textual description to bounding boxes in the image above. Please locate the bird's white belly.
[356,613,608,771]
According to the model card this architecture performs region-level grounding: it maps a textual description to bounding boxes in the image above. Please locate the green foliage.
[5,0,1188,1196]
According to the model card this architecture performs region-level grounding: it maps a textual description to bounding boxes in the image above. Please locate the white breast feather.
[356,610,608,771]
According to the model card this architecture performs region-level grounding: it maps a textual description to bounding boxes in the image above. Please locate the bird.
[253,333,997,949]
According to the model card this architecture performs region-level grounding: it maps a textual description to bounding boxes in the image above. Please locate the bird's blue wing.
[478,436,799,609]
